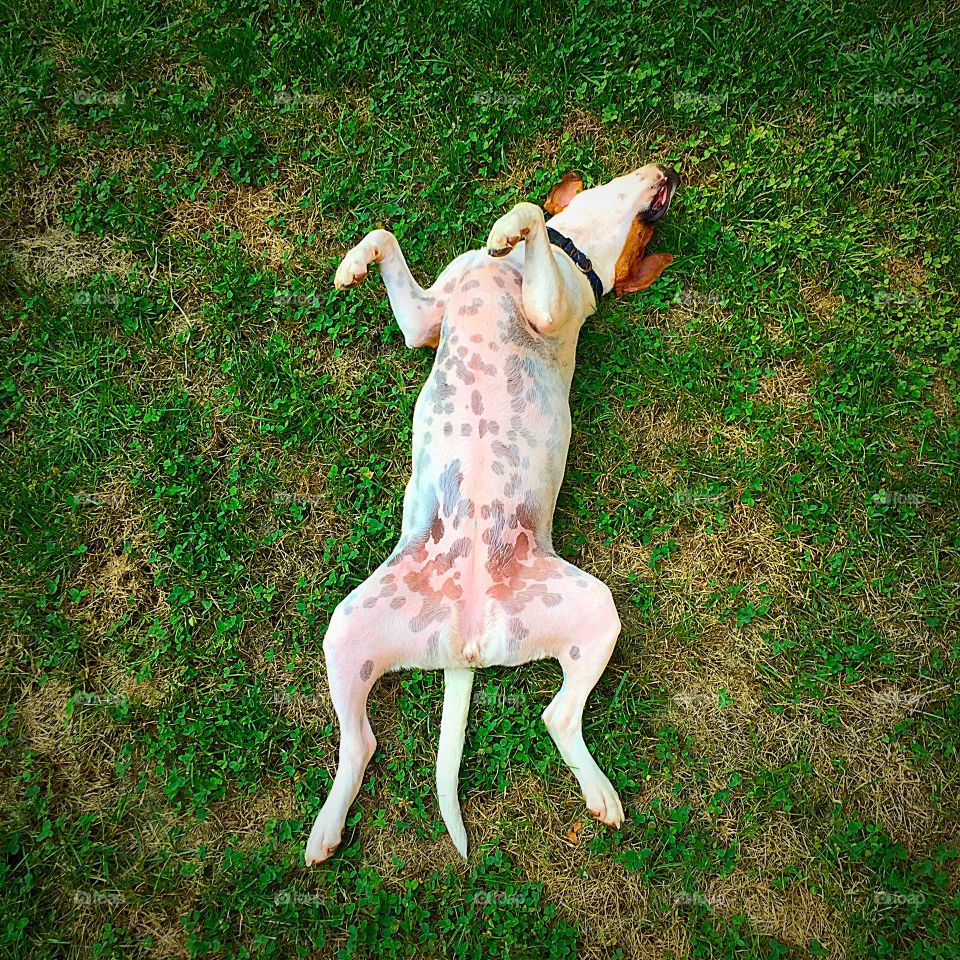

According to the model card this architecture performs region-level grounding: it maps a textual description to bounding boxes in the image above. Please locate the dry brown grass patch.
[93,782,298,958]
[930,369,957,418]
[65,480,168,634]
[315,339,378,397]
[885,255,927,288]
[166,181,335,269]
[578,535,652,594]
[646,620,951,857]
[2,145,174,287]
[707,871,847,955]
[360,772,691,960]
[800,282,842,322]
[660,502,807,605]
[3,145,162,238]
[620,400,764,478]
[8,227,137,284]
[13,676,136,814]
[756,360,813,411]
[131,909,191,960]
[15,677,74,757]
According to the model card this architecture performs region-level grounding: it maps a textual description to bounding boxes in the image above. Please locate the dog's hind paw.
[583,776,625,829]
[304,812,344,866]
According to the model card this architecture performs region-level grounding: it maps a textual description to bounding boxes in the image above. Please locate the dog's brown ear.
[614,219,674,295]
[544,172,584,215]
[616,253,674,294]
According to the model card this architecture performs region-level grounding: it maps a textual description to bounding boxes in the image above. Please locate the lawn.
[1,0,959,957]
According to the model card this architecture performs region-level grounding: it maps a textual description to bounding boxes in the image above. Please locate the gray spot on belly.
[508,618,529,651]
[360,659,374,680]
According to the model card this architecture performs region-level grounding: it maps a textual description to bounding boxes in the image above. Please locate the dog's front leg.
[485,202,590,335]
[335,229,467,348]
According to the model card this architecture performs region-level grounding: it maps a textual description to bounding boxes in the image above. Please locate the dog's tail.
[437,667,473,858]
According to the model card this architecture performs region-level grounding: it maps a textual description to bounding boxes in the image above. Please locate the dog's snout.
[657,164,680,188]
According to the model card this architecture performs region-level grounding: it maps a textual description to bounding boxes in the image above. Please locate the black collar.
[546,226,604,303]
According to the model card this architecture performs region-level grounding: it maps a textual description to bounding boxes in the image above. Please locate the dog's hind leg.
[304,567,430,865]
[502,560,625,827]
[304,598,384,865]
[304,551,464,865]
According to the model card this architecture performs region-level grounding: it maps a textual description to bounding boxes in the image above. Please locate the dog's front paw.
[334,229,395,290]
[486,202,543,257]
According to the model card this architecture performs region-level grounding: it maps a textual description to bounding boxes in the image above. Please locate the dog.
[305,164,679,865]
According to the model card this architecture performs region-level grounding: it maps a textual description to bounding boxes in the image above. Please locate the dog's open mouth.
[646,182,672,222]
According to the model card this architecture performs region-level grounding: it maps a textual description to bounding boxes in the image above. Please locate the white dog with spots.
[305,164,679,865]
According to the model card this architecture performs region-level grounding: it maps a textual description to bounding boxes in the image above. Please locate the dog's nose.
[657,164,680,187]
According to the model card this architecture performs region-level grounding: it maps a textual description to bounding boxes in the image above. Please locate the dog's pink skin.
[306,165,677,864]
[350,253,609,670]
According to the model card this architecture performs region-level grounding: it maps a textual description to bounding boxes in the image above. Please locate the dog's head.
[543,164,680,296]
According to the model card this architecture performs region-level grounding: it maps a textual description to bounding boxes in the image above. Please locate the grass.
[1,0,959,956]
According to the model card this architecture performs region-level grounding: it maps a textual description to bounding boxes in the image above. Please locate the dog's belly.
[383,260,578,669]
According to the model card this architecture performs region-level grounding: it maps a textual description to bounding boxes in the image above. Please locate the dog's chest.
[415,263,571,458]
[399,261,575,567]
